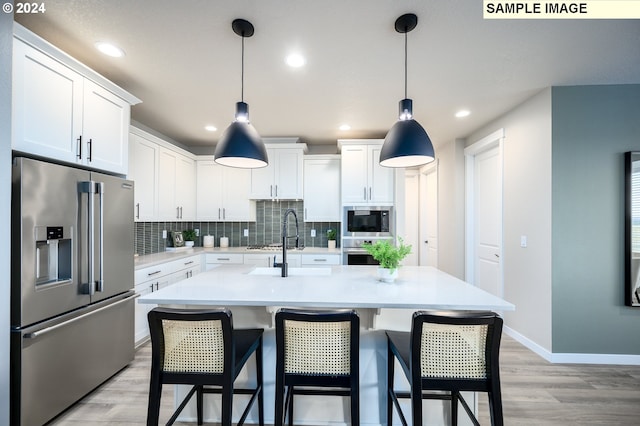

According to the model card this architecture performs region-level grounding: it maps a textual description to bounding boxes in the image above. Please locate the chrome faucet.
[274,208,299,277]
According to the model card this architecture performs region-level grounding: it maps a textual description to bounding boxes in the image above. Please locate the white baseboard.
[504,326,640,366]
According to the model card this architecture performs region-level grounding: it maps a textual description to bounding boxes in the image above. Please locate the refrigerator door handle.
[79,181,96,295]
[23,293,139,339]
[96,181,105,292]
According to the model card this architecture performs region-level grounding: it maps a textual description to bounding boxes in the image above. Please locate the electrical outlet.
[195,228,200,237]
[243,229,249,237]
[162,230,167,239]
[310,229,316,237]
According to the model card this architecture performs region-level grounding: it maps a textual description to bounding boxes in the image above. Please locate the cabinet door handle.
[184,261,194,265]
[149,284,154,292]
[155,282,159,291]
[77,135,82,159]
[363,187,367,200]
[270,185,273,197]
[147,270,162,276]
[313,258,327,262]
[87,138,93,162]
[218,208,221,220]
[217,257,230,261]
[223,208,226,219]
[369,187,372,200]
[176,206,180,219]
[136,203,140,219]
[275,185,278,197]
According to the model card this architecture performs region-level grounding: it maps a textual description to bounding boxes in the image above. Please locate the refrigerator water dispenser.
[35,226,72,287]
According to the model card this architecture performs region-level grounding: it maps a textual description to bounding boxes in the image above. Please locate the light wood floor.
[49,335,640,425]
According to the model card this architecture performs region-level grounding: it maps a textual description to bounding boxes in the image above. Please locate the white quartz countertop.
[138,264,515,311]
[134,247,341,269]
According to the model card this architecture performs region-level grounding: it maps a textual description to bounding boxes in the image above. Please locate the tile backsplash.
[134,200,340,256]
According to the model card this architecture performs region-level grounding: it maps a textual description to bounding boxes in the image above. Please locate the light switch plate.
[520,235,527,248]
[195,228,200,237]
[162,230,167,239]
[310,229,316,237]
[244,229,249,237]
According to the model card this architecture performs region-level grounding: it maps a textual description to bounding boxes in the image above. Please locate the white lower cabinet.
[244,253,301,267]
[134,269,172,346]
[169,255,202,282]
[301,254,341,267]
[204,253,244,271]
[134,255,201,345]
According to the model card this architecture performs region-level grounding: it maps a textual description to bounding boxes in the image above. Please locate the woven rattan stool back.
[161,318,225,374]
[419,322,489,379]
[283,318,352,375]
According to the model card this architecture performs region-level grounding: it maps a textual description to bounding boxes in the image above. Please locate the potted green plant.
[182,229,197,247]
[327,229,337,250]
[362,238,412,282]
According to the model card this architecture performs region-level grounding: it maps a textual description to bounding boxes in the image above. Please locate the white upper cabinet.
[250,143,307,199]
[80,80,130,174]
[303,156,341,222]
[12,40,83,163]
[129,131,159,221]
[339,139,394,205]
[196,159,256,222]
[12,27,140,175]
[158,147,196,221]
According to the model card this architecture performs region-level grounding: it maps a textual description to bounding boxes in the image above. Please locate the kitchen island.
[139,264,514,425]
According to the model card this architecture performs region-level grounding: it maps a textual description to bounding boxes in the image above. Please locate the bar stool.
[386,310,504,426]
[146,307,264,426]
[274,308,360,426]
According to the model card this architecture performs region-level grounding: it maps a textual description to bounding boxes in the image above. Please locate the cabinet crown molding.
[14,23,141,106]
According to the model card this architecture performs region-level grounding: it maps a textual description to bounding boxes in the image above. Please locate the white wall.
[435,138,466,279]
[1,5,13,424]
[466,89,553,352]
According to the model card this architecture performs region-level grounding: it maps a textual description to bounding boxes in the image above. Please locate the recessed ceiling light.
[339,124,351,131]
[455,109,471,118]
[204,125,217,132]
[95,41,125,58]
[285,53,306,68]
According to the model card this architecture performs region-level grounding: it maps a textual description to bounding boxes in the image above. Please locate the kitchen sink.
[248,267,331,276]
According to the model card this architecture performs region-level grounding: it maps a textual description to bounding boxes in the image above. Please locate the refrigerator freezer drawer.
[11,293,136,426]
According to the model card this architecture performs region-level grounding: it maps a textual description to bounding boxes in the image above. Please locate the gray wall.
[552,85,640,354]
[1,5,13,423]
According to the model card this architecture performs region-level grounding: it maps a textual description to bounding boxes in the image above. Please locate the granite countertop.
[137,264,515,311]
[134,246,342,270]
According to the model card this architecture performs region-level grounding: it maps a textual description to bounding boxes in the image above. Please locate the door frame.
[464,129,504,291]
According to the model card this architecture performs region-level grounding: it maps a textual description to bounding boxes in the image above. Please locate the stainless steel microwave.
[343,206,393,237]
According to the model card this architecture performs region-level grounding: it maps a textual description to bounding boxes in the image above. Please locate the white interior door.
[465,129,504,297]
[420,165,438,267]
[404,171,419,266]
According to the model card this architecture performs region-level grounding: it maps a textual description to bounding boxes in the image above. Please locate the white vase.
[328,240,336,250]
[185,241,194,247]
[377,267,398,283]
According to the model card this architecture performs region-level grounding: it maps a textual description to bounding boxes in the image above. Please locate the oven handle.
[23,293,139,339]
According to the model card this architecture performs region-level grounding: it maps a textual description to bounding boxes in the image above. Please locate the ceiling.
[14,0,640,153]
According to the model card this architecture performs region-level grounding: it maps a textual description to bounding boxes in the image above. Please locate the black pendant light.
[380,13,435,168]
[214,19,268,168]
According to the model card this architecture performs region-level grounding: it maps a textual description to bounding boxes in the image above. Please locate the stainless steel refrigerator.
[10,157,137,426]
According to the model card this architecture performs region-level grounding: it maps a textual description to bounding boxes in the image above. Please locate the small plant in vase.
[182,229,197,247]
[362,238,412,282]
[327,229,337,250]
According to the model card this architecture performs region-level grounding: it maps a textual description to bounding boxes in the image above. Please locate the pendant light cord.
[404,30,408,99]
[241,34,245,102]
